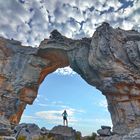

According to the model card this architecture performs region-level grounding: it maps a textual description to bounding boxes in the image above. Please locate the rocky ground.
[1,123,140,140]
[12,123,82,140]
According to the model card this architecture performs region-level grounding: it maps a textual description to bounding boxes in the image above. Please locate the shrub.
[76,131,82,140]
[85,133,97,140]
[17,136,26,140]
[33,136,44,140]
[33,136,53,140]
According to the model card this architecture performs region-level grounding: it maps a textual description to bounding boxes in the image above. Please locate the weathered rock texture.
[97,126,112,136]
[14,124,80,140]
[0,23,140,137]
[96,128,140,140]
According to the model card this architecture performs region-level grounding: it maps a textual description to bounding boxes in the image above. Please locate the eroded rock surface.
[96,128,140,140]
[0,23,140,137]
[0,36,69,134]
[97,126,112,136]
[14,124,80,140]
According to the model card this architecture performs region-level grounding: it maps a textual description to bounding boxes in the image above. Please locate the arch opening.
[21,69,112,136]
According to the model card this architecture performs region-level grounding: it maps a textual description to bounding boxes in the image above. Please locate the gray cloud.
[0,0,139,47]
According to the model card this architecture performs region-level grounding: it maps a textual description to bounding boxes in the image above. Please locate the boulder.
[40,127,49,135]
[97,126,112,136]
[49,125,78,140]
[14,123,41,140]
[96,128,140,140]
[97,129,112,136]
[95,134,122,140]
[50,125,76,136]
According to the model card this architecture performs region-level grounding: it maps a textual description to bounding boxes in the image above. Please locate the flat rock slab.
[50,125,76,137]
[97,129,112,136]
[101,126,111,130]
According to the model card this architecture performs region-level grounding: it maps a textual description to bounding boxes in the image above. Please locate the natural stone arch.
[0,23,140,136]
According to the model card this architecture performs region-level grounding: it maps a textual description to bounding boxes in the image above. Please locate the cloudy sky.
[0,0,140,136]
[0,0,140,47]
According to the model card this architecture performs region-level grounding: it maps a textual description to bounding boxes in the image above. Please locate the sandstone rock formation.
[0,23,140,137]
[13,124,80,140]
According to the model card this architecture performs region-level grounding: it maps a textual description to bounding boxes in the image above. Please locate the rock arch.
[0,23,140,136]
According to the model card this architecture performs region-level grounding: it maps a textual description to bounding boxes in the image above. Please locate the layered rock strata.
[0,23,140,136]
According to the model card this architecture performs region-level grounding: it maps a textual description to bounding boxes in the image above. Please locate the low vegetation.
[76,131,82,140]
[17,136,26,140]
[33,135,54,140]
[83,133,97,140]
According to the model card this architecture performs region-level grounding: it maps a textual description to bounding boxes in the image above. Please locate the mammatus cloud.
[0,0,140,47]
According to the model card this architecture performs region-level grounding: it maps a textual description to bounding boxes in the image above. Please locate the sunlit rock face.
[87,23,140,135]
[0,36,69,135]
[0,23,140,136]
[65,23,140,135]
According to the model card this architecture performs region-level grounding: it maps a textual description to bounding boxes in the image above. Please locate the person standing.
[62,110,68,126]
